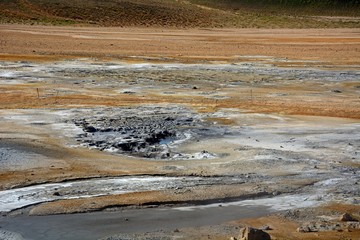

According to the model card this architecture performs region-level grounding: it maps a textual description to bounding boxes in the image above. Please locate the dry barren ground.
[1,0,359,28]
[0,25,359,240]
[1,25,360,66]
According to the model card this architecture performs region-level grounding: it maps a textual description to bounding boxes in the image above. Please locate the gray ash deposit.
[72,106,229,159]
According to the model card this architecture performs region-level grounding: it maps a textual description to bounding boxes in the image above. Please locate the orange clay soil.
[1,25,359,119]
[0,85,359,119]
[234,214,360,240]
[0,25,359,66]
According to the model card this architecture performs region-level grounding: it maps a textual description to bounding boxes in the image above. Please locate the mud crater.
[71,106,230,159]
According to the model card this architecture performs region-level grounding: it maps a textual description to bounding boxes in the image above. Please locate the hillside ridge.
[0,0,359,28]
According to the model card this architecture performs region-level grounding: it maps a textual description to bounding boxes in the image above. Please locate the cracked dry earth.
[0,58,359,240]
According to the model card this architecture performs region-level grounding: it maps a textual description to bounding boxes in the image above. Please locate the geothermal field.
[0,23,359,240]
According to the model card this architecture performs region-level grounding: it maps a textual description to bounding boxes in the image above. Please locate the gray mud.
[0,230,25,240]
[71,106,232,159]
[0,140,61,171]
[1,60,360,91]
[0,204,270,240]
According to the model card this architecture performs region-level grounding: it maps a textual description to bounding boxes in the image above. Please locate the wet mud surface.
[0,175,252,212]
[0,204,271,240]
[71,106,233,159]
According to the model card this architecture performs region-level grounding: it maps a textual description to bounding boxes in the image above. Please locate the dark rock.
[160,152,171,159]
[100,128,113,132]
[340,213,357,222]
[238,227,271,240]
[145,135,159,144]
[115,142,137,151]
[84,126,97,133]
[123,91,135,94]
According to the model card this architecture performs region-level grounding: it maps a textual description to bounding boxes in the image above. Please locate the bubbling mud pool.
[70,106,233,159]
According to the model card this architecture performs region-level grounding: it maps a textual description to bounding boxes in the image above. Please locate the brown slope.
[0,0,359,28]
[0,0,230,27]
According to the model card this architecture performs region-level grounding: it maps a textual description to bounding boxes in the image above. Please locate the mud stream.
[0,175,247,213]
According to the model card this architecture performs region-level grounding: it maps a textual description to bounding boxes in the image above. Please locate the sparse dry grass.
[0,0,359,28]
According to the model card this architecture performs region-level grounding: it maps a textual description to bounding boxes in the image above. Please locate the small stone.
[340,213,357,222]
[297,226,311,233]
[238,227,271,240]
[272,191,280,196]
[84,126,97,133]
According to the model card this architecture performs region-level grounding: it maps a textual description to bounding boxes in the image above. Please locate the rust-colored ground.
[235,215,360,240]
[1,25,359,119]
[1,25,360,66]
